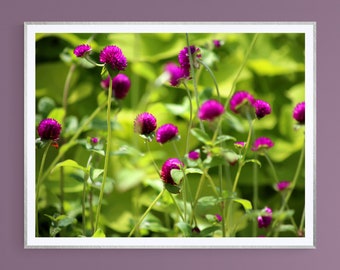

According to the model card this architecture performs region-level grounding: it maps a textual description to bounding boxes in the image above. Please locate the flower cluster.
[230,91,271,119]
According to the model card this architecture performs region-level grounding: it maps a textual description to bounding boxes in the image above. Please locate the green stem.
[197,59,220,101]
[36,141,51,236]
[298,206,305,236]
[185,33,205,132]
[94,77,114,232]
[252,153,258,237]
[211,33,259,144]
[128,188,165,237]
[183,82,194,154]
[264,152,279,183]
[82,154,93,236]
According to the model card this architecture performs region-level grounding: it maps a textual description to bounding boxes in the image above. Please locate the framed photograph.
[25,22,315,248]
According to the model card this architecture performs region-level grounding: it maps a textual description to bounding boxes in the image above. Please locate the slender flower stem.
[36,141,51,236]
[185,33,205,132]
[264,152,279,183]
[197,59,220,101]
[211,33,259,144]
[128,188,165,237]
[183,82,194,154]
[299,206,305,236]
[95,77,114,232]
[252,153,259,237]
[82,154,93,235]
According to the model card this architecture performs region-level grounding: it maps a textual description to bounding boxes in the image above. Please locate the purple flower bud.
[178,45,201,76]
[254,99,271,119]
[37,118,62,141]
[198,99,225,121]
[91,137,99,144]
[215,214,222,222]
[164,63,187,87]
[73,44,92,57]
[188,151,200,160]
[293,101,305,124]
[112,74,131,99]
[234,141,246,149]
[156,123,179,144]
[257,207,272,228]
[251,137,274,152]
[230,91,256,114]
[99,45,127,71]
[213,40,223,48]
[276,181,291,191]
[134,112,157,136]
[160,158,184,185]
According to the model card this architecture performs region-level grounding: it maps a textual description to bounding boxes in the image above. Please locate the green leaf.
[176,222,192,237]
[93,228,106,238]
[38,96,56,117]
[214,135,236,145]
[164,183,181,194]
[199,225,221,237]
[170,169,184,185]
[190,128,211,145]
[244,159,262,167]
[90,167,104,181]
[185,168,203,175]
[47,107,66,124]
[52,159,88,174]
[233,198,253,212]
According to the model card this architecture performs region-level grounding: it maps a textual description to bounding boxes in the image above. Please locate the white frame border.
[25,21,316,249]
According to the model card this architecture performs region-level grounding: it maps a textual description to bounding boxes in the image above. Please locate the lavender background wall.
[1,0,338,269]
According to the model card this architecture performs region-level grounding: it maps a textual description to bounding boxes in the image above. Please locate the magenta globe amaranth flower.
[276,181,291,191]
[254,99,271,119]
[251,137,274,152]
[178,45,201,76]
[257,207,273,229]
[37,118,62,141]
[215,214,222,222]
[198,99,225,121]
[164,63,187,87]
[230,91,256,116]
[234,141,246,149]
[112,74,131,99]
[160,158,184,185]
[99,45,127,71]
[73,44,92,58]
[91,137,99,144]
[134,112,157,136]
[188,151,200,160]
[293,101,305,124]
[213,39,223,48]
[156,123,179,144]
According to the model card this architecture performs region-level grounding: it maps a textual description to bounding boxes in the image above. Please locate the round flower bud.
[257,207,272,228]
[160,158,184,186]
[99,45,127,71]
[164,63,187,87]
[134,112,157,136]
[254,99,271,119]
[112,74,131,99]
[37,118,62,141]
[156,123,179,144]
[198,99,225,121]
[293,101,305,124]
[73,44,92,58]
[251,137,274,152]
[230,91,256,115]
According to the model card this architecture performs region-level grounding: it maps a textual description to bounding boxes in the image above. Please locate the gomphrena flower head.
[251,137,274,153]
[188,151,200,160]
[73,44,92,58]
[275,181,291,191]
[230,91,256,117]
[99,45,127,71]
[91,137,99,144]
[234,141,246,149]
[257,207,273,229]
[134,112,157,136]
[164,63,187,87]
[37,118,62,141]
[156,123,179,144]
[198,99,225,121]
[178,45,201,76]
[160,158,184,185]
[293,101,305,124]
[213,40,223,48]
[254,99,272,119]
[112,74,131,99]
[215,214,222,222]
